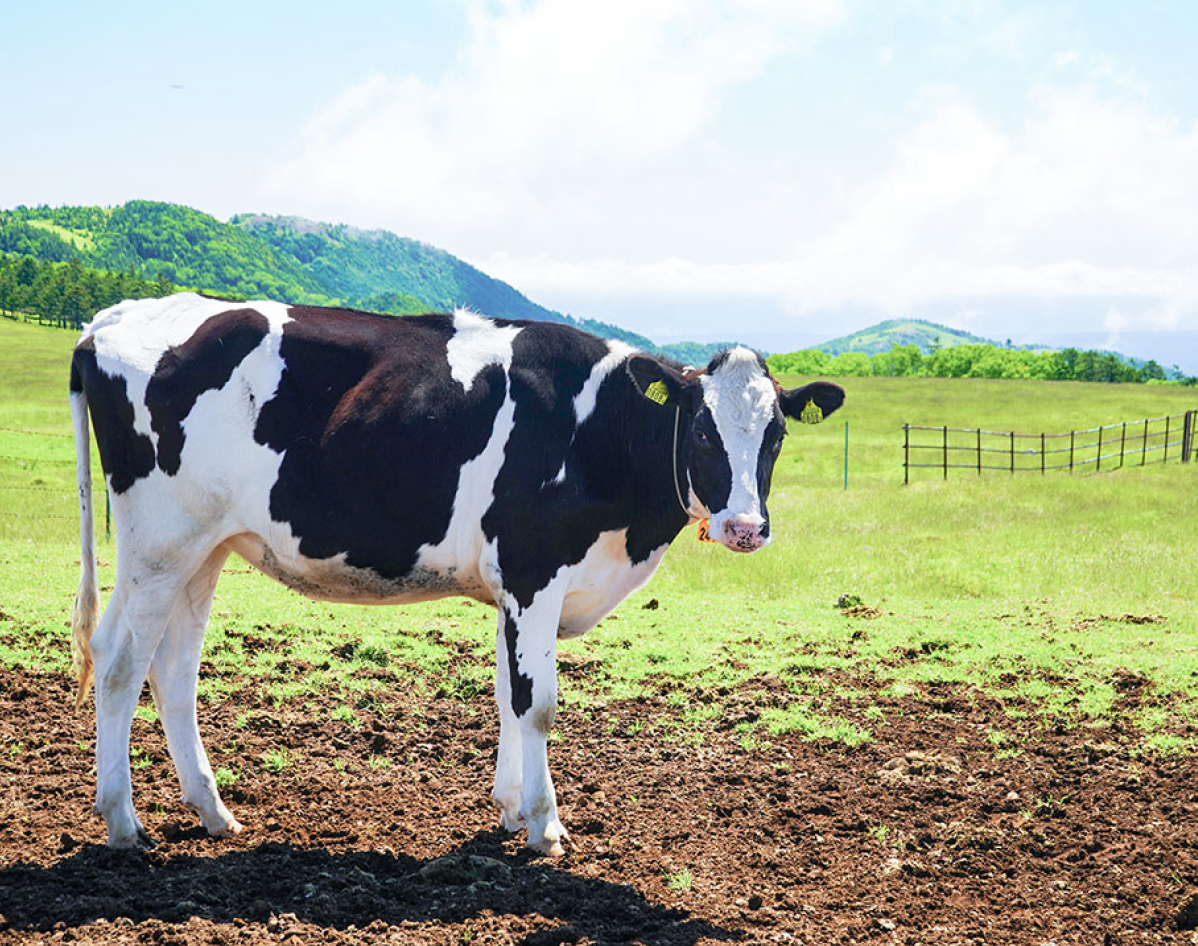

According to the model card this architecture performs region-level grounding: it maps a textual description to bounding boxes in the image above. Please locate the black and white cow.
[70,292,843,856]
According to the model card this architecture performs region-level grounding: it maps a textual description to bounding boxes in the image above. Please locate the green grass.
[26,219,98,253]
[0,318,1196,752]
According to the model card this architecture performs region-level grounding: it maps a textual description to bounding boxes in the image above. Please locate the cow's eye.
[694,429,710,446]
[771,437,784,455]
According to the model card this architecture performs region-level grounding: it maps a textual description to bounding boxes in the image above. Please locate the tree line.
[0,253,177,329]
[767,342,1195,385]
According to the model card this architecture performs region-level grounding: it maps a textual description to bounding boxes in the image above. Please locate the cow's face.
[628,349,844,553]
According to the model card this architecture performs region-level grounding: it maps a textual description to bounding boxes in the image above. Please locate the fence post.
[976,428,981,475]
[1041,432,1045,474]
[903,424,910,485]
[1009,430,1015,474]
[1183,412,1193,464]
[1069,430,1075,472]
[942,426,948,480]
[1165,415,1171,462]
[1097,425,1103,472]
[1141,419,1149,466]
[1119,422,1127,468]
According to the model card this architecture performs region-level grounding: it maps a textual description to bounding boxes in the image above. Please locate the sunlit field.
[1,316,1196,751]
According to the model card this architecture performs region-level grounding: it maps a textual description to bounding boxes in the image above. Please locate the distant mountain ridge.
[813,318,1010,356]
[805,317,1181,377]
[0,201,734,362]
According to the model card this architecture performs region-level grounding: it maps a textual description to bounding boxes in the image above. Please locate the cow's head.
[628,348,844,553]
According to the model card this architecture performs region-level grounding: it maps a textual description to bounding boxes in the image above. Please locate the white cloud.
[481,80,1198,335]
[262,1,1198,345]
[1052,49,1079,68]
[263,0,844,252]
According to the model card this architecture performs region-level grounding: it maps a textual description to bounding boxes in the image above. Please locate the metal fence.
[903,410,1198,483]
[0,425,110,537]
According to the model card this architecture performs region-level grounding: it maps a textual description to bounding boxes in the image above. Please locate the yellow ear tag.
[696,519,719,543]
[799,398,824,425]
[643,380,670,405]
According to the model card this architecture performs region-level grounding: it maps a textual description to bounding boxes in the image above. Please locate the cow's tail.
[69,353,98,712]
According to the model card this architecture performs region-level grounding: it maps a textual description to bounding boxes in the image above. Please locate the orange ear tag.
[696,519,719,543]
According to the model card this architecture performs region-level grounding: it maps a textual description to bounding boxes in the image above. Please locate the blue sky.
[5,1,1197,367]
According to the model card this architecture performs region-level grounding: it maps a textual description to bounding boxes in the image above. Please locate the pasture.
[0,315,1196,944]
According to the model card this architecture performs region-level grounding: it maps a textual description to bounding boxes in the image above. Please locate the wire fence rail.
[903,409,1198,483]
[0,425,111,536]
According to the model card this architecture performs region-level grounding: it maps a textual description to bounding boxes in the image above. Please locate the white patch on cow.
[558,529,668,637]
[83,293,292,469]
[415,383,519,588]
[445,308,522,390]
[700,347,776,546]
[573,341,637,427]
[548,340,637,485]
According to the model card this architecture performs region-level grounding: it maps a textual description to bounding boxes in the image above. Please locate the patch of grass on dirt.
[261,747,296,774]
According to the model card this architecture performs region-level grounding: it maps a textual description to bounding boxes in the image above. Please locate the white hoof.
[492,792,524,833]
[528,820,569,858]
[209,818,243,839]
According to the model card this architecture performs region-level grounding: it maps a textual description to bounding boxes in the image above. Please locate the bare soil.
[2,664,1197,945]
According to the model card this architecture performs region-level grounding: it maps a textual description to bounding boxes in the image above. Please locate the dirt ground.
[2,663,1197,945]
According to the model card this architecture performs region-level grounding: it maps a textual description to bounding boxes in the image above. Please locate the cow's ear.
[626,355,688,409]
[779,381,845,424]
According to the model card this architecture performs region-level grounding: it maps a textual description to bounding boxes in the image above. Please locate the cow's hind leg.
[497,589,570,857]
[148,545,241,838]
[91,570,186,848]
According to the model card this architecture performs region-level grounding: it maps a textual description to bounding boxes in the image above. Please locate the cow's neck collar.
[671,404,706,521]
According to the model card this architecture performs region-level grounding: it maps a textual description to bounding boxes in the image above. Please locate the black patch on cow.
[480,327,695,609]
[754,412,787,539]
[254,307,506,579]
[248,305,697,608]
[707,347,768,376]
[70,337,156,494]
[779,380,845,422]
[685,408,733,517]
[145,308,270,475]
[503,606,533,717]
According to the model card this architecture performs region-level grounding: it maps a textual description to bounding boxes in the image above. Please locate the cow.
[69,292,844,856]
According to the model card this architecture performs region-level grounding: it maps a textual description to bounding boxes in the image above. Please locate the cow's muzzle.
[718,513,770,553]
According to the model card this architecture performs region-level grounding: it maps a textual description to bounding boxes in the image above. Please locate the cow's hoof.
[499,811,525,833]
[208,818,243,839]
[530,837,567,858]
[492,794,524,833]
[108,827,155,850]
[529,820,569,858]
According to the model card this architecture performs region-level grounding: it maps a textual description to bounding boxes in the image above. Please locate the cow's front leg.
[495,590,569,857]
[492,610,524,832]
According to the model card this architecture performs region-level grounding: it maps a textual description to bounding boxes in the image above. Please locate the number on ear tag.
[696,519,719,543]
[799,398,824,425]
[644,380,670,405]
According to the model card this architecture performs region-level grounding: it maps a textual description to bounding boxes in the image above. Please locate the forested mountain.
[0,203,331,304]
[230,214,568,324]
[0,201,740,356]
[814,318,1001,356]
[772,317,1189,382]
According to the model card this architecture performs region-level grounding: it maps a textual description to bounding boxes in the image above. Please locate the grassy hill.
[230,214,570,324]
[0,202,742,361]
[815,318,1001,356]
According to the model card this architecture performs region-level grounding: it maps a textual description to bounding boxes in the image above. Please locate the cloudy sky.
[5,1,1197,367]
